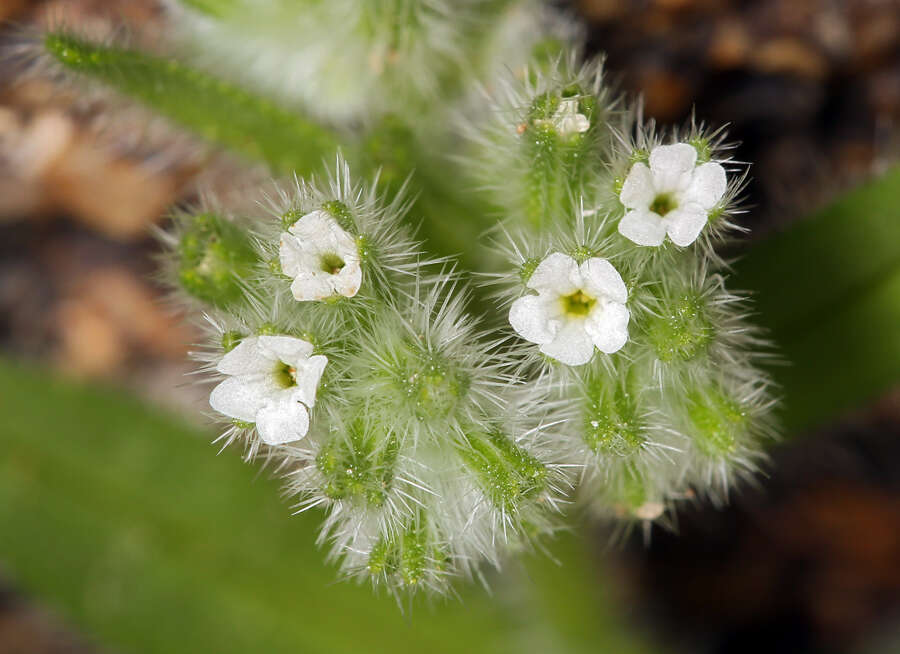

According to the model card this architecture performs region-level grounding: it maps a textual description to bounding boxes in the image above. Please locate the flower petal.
[255,393,310,445]
[509,295,559,345]
[580,258,628,304]
[649,143,697,193]
[540,321,594,366]
[290,272,336,302]
[332,262,362,298]
[665,204,709,247]
[278,233,308,277]
[619,162,654,209]
[330,230,359,263]
[685,161,727,210]
[216,336,271,375]
[287,209,333,241]
[293,354,328,408]
[527,252,579,294]
[209,375,271,422]
[558,113,589,135]
[584,301,630,354]
[618,210,667,246]
[258,335,314,365]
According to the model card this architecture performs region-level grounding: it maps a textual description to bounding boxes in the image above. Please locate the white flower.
[618,143,727,247]
[209,335,327,445]
[509,252,630,366]
[550,98,589,137]
[279,210,362,301]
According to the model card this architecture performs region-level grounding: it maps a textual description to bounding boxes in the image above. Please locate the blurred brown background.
[1,0,898,652]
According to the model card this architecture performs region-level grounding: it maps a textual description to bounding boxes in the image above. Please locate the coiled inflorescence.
[167,161,567,594]
[463,55,777,524]
[35,0,781,598]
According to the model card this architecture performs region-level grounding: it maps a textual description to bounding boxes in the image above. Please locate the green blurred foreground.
[0,360,657,654]
[0,168,899,652]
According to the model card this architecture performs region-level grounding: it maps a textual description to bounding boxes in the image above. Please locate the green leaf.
[0,359,659,654]
[733,167,900,433]
[43,33,339,176]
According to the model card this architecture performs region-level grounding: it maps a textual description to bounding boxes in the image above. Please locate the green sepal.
[644,292,713,363]
[685,387,747,458]
[457,429,548,511]
[177,212,257,307]
[315,422,398,508]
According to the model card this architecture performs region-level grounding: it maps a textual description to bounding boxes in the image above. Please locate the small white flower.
[551,98,590,137]
[509,252,630,366]
[209,335,328,445]
[279,210,362,301]
[618,143,727,247]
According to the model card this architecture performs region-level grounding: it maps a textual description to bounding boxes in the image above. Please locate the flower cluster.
[42,0,783,598]
[167,162,565,595]
[462,56,777,521]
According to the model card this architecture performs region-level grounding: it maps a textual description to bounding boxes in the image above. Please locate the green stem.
[44,33,339,176]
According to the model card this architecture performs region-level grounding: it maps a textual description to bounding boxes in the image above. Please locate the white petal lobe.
[665,205,709,247]
[209,376,270,422]
[618,210,667,246]
[649,143,697,192]
[619,163,654,209]
[509,295,558,344]
[294,354,328,408]
[686,161,727,210]
[540,321,595,366]
[216,337,270,375]
[584,302,630,354]
[290,274,336,302]
[256,394,310,445]
[259,335,314,363]
[580,258,628,304]
[332,263,362,298]
[527,252,579,294]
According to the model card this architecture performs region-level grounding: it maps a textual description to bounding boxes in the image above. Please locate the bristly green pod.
[174,212,259,308]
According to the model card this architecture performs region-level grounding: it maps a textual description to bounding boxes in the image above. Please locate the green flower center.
[274,361,297,389]
[561,289,596,317]
[320,252,346,275]
[650,193,677,217]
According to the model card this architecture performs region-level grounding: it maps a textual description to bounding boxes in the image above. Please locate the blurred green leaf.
[0,360,658,654]
[734,167,900,433]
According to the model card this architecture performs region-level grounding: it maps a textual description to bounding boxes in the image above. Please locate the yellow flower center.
[320,252,346,275]
[650,193,677,217]
[274,362,297,388]
[561,289,596,317]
